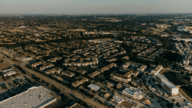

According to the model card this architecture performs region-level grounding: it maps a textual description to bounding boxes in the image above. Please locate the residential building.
[40,64,54,71]
[111,73,131,83]
[62,70,75,78]
[72,77,89,88]
[112,95,124,104]
[122,62,131,69]
[151,65,163,75]
[88,84,100,91]
[137,65,147,73]
[155,74,179,96]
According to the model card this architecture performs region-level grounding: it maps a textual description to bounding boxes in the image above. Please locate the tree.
[176,102,180,107]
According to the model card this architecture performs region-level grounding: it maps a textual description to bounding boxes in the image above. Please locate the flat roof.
[123,87,142,96]
[88,84,100,91]
[0,86,56,108]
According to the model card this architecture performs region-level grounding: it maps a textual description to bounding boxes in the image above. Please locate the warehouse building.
[0,86,57,108]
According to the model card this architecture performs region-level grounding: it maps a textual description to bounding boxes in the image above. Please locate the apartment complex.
[155,74,179,96]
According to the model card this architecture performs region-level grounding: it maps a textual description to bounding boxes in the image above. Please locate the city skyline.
[0,0,191,14]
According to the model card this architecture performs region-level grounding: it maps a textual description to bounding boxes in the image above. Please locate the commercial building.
[155,74,179,96]
[122,87,144,100]
[0,86,57,108]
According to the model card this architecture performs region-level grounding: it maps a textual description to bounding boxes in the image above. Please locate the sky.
[0,0,191,15]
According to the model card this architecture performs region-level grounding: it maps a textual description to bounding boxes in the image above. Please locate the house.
[3,71,16,77]
[68,66,78,72]
[122,87,144,100]
[106,58,117,62]
[39,64,54,71]
[88,70,101,79]
[75,69,87,75]
[62,70,75,78]
[151,65,163,75]
[131,62,140,68]
[31,61,43,68]
[111,73,131,83]
[155,74,179,96]
[112,95,124,104]
[121,56,129,61]
[122,62,131,69]
[72,77,89,88]
[45,67,63,74]
[108,63,117,68]
[131,70,140,77]
[137,65,147,73]
[88,84,100,91]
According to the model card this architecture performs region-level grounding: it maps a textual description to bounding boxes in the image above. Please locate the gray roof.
[88,84,100,91]
[0,86,56,108]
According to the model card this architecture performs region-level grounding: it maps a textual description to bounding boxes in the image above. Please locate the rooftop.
[88,84,100,91]
[0,86,56,108]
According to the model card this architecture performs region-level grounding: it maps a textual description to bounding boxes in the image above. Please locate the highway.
[0,53,108,108]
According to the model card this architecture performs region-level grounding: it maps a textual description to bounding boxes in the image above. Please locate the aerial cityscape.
[0,0,192,108]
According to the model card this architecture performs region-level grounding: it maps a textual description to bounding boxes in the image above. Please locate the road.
[0,53,108,108]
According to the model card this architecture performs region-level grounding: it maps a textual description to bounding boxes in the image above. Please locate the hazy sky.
[0,0,191,14]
